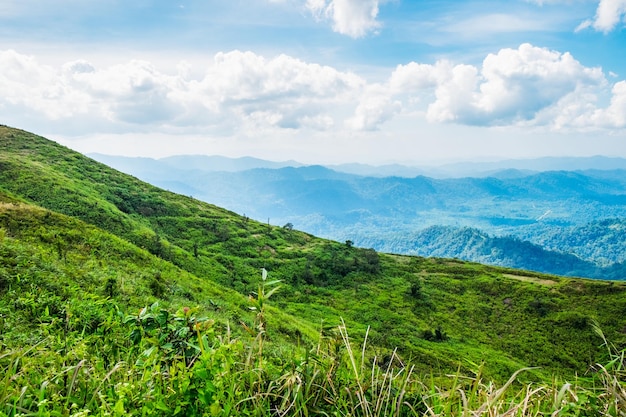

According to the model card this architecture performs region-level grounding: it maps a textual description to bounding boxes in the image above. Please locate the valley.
[91,153,626,280]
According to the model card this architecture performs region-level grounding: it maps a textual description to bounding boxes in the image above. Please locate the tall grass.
[2,322,622,416]
[1,302,624,416]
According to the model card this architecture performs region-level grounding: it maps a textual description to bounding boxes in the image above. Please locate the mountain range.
[89,153,626,279]
[90,153,626,178]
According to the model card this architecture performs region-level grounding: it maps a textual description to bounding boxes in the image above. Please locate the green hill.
[1,125,626,415]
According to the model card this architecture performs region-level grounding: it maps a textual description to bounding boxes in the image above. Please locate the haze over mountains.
[91,153,626,178]
[89,153,626,280]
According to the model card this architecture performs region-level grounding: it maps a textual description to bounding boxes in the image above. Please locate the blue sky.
[1,0,625,164]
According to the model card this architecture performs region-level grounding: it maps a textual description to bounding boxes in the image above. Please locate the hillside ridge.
[1,124,626,384]
[89,150,626,279]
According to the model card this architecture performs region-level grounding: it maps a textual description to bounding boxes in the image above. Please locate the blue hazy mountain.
[88,153,626,279]
[90,154,626,178]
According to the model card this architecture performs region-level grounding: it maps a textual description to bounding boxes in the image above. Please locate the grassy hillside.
[2,125,626,415]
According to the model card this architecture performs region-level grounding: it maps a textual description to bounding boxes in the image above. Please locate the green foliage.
[2,125,626,414]
[1,302,624,416]
[421,326,448,342]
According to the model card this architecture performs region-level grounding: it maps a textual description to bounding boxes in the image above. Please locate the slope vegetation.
[1,126,626,400]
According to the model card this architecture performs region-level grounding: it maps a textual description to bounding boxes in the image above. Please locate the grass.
[1,299,624,416]
[2,124,626,414]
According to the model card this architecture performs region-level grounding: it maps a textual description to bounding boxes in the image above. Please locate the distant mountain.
[351,225,626,280]
[88,153,170,178]
[435,156,626,178]
[88,153,304,176]
[88,153,626,279]
[159,154,304,172]
[90,153,626,179]
[325,163,432,178]
[515,218,626,266]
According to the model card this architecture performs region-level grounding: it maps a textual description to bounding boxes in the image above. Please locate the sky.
[1,0,626,165]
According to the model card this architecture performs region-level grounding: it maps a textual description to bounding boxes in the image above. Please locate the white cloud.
[578,81,626,128]
[602,81,626,126]
[389,62,439,93]
[441,13,552,37]
[0,50,91,119]
[470,43,605,123]
[65,59,184,125]
[383,43,612,130]
[577,0,626,33]
[306,0,382,38]
[0,49,364,134]
[194,50,364,130]
[204,50,363,102]
[534,80,626,130]
[298,114,335,130]
[346,84,401,130]
[1,45,625,140]
[427,63,480,123]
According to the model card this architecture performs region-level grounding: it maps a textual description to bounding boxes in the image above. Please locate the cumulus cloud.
[379,43,616,130]
[203,51,362,103]
[577,0,626,33]
[306,0,382,38]
[389,62,440,93]
[579,81,626,128]
[0,50,92,119]
[0,49,364,134]
[346,84,401,130]
[603,81,626,126]
[469,43,605,124]
[1,45,625,138]
[195,51,364,130]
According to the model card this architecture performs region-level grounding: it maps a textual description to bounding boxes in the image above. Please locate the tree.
[408,278,422,298]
